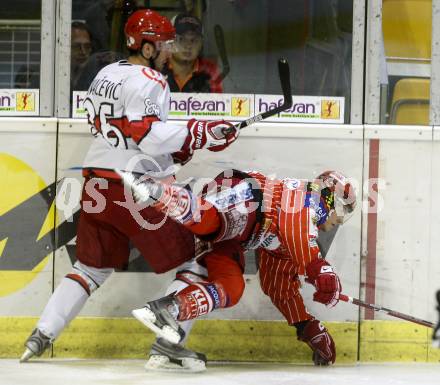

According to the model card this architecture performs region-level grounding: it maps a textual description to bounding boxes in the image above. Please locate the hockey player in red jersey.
[119,168,356,368]
[20,9,239,363]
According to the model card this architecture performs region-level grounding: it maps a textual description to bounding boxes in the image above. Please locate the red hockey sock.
[175,282,227,321]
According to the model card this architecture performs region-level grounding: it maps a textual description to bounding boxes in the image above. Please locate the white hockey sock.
[37,277,89,340]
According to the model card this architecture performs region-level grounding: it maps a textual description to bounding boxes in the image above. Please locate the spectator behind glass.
[71,21,93,90]
[163,14,223,93]
[15,21,93,90]
[72,0,113,51]
[73,49,125,92]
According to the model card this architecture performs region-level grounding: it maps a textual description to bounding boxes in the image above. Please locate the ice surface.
[1,359,439,385]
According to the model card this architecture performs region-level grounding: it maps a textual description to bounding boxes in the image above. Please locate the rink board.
[0,317,439,363]
[1,119,440,362]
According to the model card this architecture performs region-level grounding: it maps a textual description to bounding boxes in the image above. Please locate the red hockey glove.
[298,319,336,365]
[184,119,239,152]
[305,259,342,307]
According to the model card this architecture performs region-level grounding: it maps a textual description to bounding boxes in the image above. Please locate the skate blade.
[145,355,206,373]
[19,348,34,363]
[132,307,181,345]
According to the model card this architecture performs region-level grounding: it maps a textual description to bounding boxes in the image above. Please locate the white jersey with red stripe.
[82,60,187,178]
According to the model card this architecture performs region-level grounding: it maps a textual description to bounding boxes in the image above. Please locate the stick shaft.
[339,294,434,328]
[214,25,230,83]
[236,58,292,130]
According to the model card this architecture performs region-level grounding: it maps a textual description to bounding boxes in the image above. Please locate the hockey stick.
[234,58,292,130]
[339,293,434,328]
[220,58,292,135]
[213,24,230,84]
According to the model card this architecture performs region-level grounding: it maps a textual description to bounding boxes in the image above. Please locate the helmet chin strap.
[138,51,156,69]
[150,51,160,70]
[149,55,156,69]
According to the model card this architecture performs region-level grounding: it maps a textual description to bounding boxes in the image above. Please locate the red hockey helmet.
[124,9,175,51]
[317,170,356,220]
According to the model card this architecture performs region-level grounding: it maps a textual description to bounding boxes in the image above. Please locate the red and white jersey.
[82,60,187,179]
[248,172,323,276]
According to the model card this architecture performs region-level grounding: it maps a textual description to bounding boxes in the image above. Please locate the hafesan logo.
[321,100,340,119]
[16,92,35,112]
[0,153,55,297]
[231,97,250,117]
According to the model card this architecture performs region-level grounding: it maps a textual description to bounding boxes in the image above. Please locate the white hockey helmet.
[317,170,356,222]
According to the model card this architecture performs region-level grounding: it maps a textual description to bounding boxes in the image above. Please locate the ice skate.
[132,295,185,345]
[145,338,207,372]
[20,328,53,362]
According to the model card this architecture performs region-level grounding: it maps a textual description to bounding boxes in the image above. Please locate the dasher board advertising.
[73,91,255,121]
[255,95,345,124]
[168,93,254,121]
[72,91,344,124]
[0,89,39,116]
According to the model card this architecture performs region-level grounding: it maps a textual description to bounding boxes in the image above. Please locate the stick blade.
[277,58,292,108]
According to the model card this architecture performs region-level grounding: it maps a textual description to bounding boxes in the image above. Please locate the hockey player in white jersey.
[20,8,239,365]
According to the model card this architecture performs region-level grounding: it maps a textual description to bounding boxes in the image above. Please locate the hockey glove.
[297,318,336,365]
[184,119,239,153]
[305,259,342,307]
[171,148,193,165]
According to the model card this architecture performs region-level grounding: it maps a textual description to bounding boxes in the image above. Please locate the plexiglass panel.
[0,2,41,89]
[70,0,354,122]
[382,0,432,125]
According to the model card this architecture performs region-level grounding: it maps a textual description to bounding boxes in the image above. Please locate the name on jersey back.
[88,77,122,101]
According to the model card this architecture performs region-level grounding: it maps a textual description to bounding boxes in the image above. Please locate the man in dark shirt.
[163,14,223,93]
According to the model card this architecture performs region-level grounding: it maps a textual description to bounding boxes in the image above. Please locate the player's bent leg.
[145,260,208,371]
[164,260,208,342]
[133,278,241,345]
[134,246,244,345]
[164,279,196,343]
[20,261,113,362]
[132,294,185,344]
[174,248,245,322]
[133,277,205,345]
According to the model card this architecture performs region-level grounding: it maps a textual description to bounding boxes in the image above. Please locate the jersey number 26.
[84,98,127,149]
